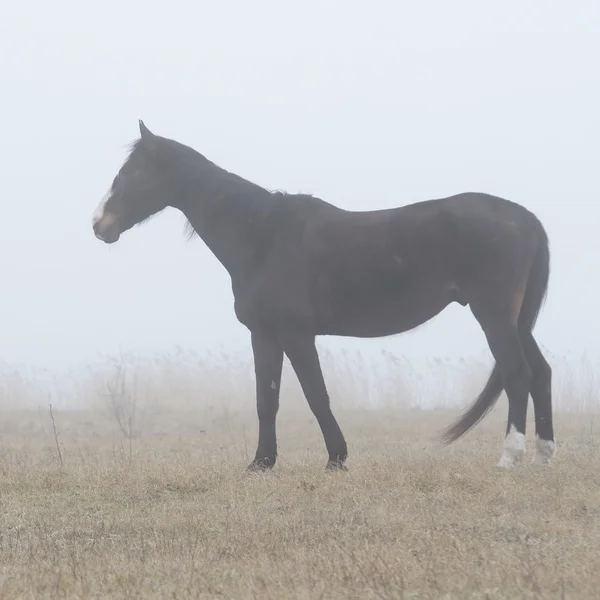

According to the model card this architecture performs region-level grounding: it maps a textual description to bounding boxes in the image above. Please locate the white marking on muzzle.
[92,187,113,226]
[497,424,526,469]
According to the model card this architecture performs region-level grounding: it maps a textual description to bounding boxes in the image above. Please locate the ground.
[0,405,598,599]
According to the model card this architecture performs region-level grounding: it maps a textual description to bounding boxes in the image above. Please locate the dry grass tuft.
[0,405,598,599]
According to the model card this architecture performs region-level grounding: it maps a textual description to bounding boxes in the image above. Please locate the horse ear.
[139,119,154,139]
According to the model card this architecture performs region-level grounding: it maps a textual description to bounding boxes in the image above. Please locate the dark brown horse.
[92,121,556,471]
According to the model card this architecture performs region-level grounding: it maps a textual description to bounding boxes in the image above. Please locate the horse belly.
[316,286,454,338]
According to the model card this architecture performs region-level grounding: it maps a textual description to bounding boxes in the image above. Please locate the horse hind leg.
[515,234,555,466]
[470,287,532,468]
[520,330,556,465]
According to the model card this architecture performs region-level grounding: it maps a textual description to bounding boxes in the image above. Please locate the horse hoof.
[531,437,557,466]
[246,458,275,472]
[325,460,348,472]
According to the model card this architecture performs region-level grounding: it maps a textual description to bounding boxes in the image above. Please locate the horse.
[92,120,556,471]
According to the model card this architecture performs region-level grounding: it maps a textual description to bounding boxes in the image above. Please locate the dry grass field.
[0,350,599,599]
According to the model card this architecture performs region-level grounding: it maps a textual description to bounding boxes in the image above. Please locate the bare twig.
[48,403,64,467]
[104,359,139,462]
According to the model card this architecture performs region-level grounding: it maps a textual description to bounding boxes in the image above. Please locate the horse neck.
[173,162,275,277]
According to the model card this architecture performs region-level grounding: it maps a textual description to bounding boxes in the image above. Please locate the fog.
[1,1,599,372]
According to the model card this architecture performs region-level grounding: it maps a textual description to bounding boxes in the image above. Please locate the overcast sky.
[0,1,599,370]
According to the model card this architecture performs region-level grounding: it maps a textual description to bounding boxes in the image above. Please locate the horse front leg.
[281,331,348,470]
[246,329,284,471]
